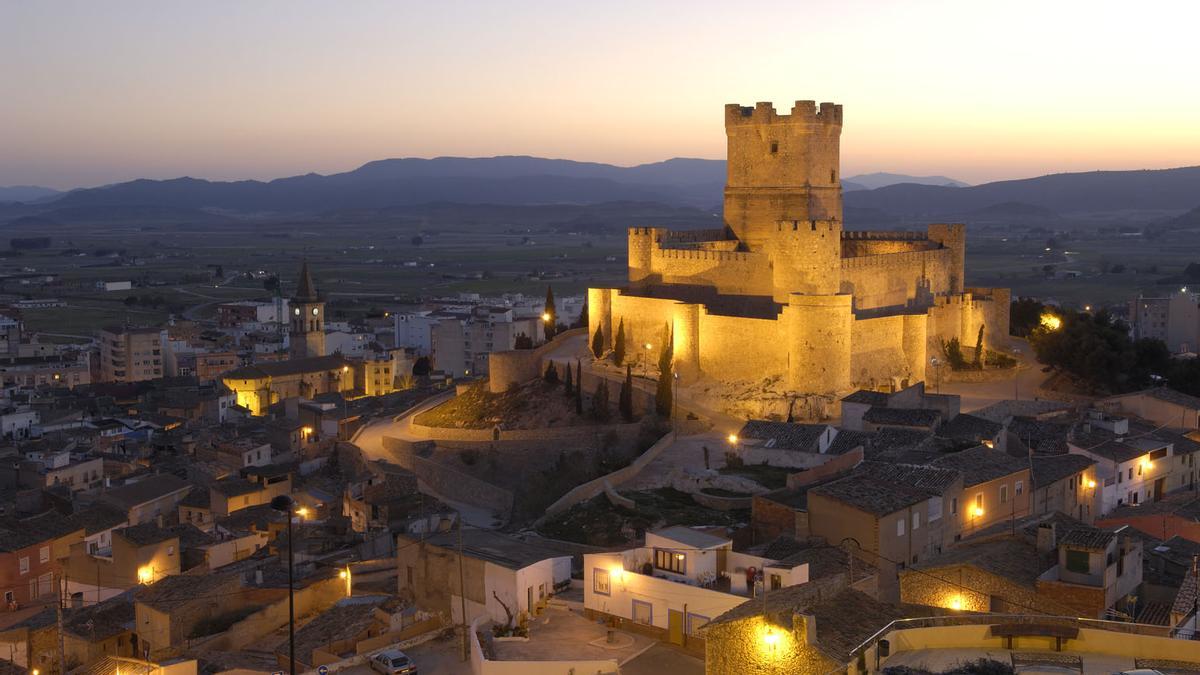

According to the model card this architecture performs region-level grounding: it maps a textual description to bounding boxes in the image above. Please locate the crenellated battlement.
[842,230,929,241]
[775,219,841,233]
[725,100,843,127]
[653,248,753,263]
[840,247,949,270]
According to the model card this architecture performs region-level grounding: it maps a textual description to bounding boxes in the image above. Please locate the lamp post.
[1011,346,1022,401]
[929,356,942,394]
[642,343,651,380]
[672,371,679,435]
[271,495,297,675]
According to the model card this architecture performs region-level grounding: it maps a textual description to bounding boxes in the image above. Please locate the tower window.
[770,141,779,154]
[831,169,837,184]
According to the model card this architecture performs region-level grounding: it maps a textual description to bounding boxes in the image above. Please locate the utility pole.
[56,572,66,675]
[458,513,468,662]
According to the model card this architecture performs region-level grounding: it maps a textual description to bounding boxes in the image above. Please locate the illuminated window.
[654,549,686,574]
[593,569,611,596]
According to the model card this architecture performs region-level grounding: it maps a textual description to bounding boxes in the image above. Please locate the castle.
[587,100,1009,397]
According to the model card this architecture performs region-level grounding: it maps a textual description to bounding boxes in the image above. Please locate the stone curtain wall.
[840,247,953,311]
[486,327,586,393]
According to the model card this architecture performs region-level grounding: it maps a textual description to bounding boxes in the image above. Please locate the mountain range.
[2,157,1198,227]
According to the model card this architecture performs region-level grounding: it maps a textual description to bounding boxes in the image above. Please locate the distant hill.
[844,166,1200,218]
[11,158,1200,225]
[842,172,968,189]
[0,185,62,203]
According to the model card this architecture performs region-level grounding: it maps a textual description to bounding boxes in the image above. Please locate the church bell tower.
[289,261,325,359]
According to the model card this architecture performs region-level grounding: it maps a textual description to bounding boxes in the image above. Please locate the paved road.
[621,643,705,675]
[934,338,1055,412]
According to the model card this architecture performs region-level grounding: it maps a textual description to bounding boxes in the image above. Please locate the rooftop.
[135,573,240,612]
[0,510,83,552]
[936,413,1003,442]
[422,528,572,570]
[913,536,1052,587]
[812,466,953,517]
[224,354,349,380]
[930,445,1028,486]
[99,474,192,509]
[738,420,828,452]
[210,477,262,498]
[842,390,889,406]
[652,525,731,550]
[1059,526,1116,551]
[862,406,942,428]
[115,522,178,546]
[1030,453,1096,488]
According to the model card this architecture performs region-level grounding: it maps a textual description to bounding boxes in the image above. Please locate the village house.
[133,572,244,660]
[1030,453,1101,524]
[1102,387,1200,431]
[583,526,811,650]
[930,444,1032,537]
[0,511,83,610]
[0,593,136,673]
[64,522,183,607]
[96,475,193,526]
[397,529,571,628]
[1067,412,1174,513]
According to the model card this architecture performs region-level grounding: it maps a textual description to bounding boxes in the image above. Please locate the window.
[632,600,653,625]
[1000,485,1008,504]
[769,141,779,154]
[912,512,921,530]
[975,493,983,509]
[686,613,710,636]
[167,546,175,556]
[1069,477,1075,490]
[896,518,905,537]
[654,549,686,574]
[39,546,49,563]
[928,496,943,522]
[1016,480,1024,496]
[951,497,958,515]
[19,557,29,575]
[770,574,782,590]
[593,569,611,596]
[1065,549,1090,574]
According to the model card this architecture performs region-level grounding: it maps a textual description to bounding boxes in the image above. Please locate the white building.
[583,526,809,640]
[394,311,438,354]
[1068,411,1173,514]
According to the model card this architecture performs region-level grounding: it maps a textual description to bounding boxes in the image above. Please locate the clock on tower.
[289,261,326,359]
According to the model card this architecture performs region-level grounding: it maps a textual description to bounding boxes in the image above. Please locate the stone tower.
[289,261,325,359]
[724,101,843,251]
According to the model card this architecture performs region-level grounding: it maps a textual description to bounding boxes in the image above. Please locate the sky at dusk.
[2,0,1199,190]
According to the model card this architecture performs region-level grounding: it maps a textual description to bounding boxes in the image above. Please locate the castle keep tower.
[289,261,326,359]
[724,101,843,251]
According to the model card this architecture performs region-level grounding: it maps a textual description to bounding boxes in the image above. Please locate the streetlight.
[929,357,942,394]
[672,371,679,435]
[271,494,298,675]
[339,566,352,597]
[642,343,652,379]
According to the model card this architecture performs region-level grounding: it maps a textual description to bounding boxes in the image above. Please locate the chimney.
[1037,523,1057,554]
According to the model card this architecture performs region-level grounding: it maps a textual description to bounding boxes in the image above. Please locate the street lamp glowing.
[296,506,310,519]
[728,434,739,445]
[137,566,153,584]
[541,312,551,322]
[1140,457,1153,471]
[342,365,349,373]
[971,505,984,518]
[949,595,963,611]
[610,566,624,582]
[761,628,780,650]
[301,426,313,437]
[1085,478,1097,489]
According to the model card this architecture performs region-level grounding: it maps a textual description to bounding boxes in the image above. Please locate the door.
[1155,477,1165,501]
[527,587,533,613]
[667,609,685,645]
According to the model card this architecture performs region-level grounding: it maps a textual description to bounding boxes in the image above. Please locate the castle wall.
[784,294,852,393]
[647,247,772,296]
[771,219,842,300]
[840,248,952,311]
[968,287,1012,350]
[696,311,788,380]
[588,287,614,352]
[849,314,911,389]
[609,293,678,362]
[842,238,938,257]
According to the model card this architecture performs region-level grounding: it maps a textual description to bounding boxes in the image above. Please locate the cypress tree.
[619,364,634,422]
[575,360,584,415]
[973,324,986,369]
[573,294,589,329]
[543,285,557,341]
[591,379,610,422]
[563,361,574,397]
[613,318,626,366]
[591,327,604,359]
[655,324,673,418]
[543,361,559,384]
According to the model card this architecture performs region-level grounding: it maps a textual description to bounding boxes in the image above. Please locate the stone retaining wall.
[539,431,677,520]
[692,491,753,511]
[487,327,587,393]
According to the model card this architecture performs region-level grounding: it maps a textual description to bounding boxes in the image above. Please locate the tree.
[655,324,674,418]
[412,356,431,377]
[572,295,589,329]
[619,365,634,422]
[591,379,610,422]
[613,319,626,366]
[543,361,559,385]
[591,327,604,359]
[943,337,967,370]
[514,333,534,350]
[575,360,583,415]
[563,360,574,397]
[1009,297,1045,338]
[973,324,985,369]
[543,285,557,341]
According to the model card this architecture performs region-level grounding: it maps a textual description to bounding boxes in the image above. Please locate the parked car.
[370,649,417,675]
